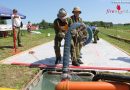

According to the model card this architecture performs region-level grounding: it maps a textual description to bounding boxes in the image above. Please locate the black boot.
[93,41,97,43]
[58,56,61,63]
[79,55,82,58]
[55,57,59,64]
[79,53,82,58]
[72,61,80,66]
[18,44,23,47]
[97,37,99,40]
[77,59,83,64]
[55,56,61,65]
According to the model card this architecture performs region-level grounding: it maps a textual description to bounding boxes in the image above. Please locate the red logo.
[116,4,121,11]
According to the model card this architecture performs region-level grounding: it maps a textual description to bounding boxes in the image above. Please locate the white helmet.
[57,8,67,18]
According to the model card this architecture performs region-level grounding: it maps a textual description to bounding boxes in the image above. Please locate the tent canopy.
[0,6,26,19]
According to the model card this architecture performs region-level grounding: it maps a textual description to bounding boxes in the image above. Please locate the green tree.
[0,19,7,24]
[99,21,105,27]
[39,19,48,29]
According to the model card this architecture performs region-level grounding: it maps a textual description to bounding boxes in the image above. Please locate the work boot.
[93,41,97,43]
[79,55,82,58]
[18,44,23,47]
[55,57,59,65]
[72,61,80,66]
[97,37,99,40]
[79,53,82,58]
[58,56,61,63]
[55,56,61,65]
[77,59,83,64]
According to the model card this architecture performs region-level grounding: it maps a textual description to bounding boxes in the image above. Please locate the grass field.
[100,25,130,40]
[0,28,55,89]
[0,28,55,60]
[99,26,130,54]
[0,64,40,89]
[110,25,130,30]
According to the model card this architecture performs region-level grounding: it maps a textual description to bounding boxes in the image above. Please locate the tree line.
[1,19,130,28]
[33,20,114,29]
[32,19,53,29]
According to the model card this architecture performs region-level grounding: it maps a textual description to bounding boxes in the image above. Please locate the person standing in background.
[11,9,23,47]
[27,21,32,33]
[92,25,99,43]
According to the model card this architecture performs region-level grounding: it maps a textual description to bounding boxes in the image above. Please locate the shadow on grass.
[110,57,130,63]
[0,46,14,50]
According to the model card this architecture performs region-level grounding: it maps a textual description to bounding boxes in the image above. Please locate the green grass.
[110,25,130,30]
[0,64,40,89]
[0,28,55,60]
[100,26,130,40]
[0,28,55,89]
[99,27,130,54]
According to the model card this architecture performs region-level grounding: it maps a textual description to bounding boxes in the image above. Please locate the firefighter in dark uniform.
[70,7,87,66]
[92,25,99,43]
[54,8,72,64]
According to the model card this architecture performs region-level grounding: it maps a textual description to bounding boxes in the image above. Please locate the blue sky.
[1,0,130,24]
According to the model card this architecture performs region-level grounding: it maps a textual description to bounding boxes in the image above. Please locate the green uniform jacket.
[53,17,72,35]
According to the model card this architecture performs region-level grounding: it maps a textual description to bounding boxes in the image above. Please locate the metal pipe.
[92,74,130,83]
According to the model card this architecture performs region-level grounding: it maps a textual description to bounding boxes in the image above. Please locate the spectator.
[27,21,32,33]
[11,9,23,47]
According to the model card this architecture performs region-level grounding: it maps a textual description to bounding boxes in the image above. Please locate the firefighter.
[54,8,72,64]
[92,25,99,43]
[70,7,87,66]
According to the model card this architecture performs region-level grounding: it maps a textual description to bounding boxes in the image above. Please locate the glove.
[58,32,65,38]
[71,29,77,37]
[78,31,83,37]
